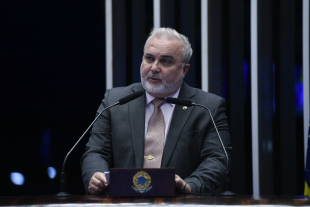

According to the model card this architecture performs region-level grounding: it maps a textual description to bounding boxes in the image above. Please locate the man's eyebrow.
[161,55,174,59]
[144,53,174,60]
[145,53,154,56]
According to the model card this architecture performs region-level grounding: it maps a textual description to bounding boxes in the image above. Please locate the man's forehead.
[145,36,183,55]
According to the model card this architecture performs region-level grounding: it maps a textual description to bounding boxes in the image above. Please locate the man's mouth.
[149,76,159,81]
[148,76,161,84]
[147,73,162,83]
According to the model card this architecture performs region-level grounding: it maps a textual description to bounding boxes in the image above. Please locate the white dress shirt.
[144,88,180,146]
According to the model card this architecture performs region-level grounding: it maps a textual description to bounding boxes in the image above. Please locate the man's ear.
[182,64,190,78]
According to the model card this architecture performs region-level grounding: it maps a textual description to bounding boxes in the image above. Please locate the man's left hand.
[175,174,191,193]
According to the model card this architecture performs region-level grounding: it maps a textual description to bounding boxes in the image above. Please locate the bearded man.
[81,27,232,194]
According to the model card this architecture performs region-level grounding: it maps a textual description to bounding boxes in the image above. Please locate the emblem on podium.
[132,171,152,193]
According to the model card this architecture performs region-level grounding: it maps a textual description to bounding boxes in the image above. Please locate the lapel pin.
[182,106,187,110]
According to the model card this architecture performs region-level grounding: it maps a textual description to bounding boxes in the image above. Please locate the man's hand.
[175,174,191,193]
[88,172,108,194]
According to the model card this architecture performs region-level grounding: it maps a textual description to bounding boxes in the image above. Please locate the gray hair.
[143,27,193,64]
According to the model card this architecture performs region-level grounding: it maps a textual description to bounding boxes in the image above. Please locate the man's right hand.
[88,172,108,194]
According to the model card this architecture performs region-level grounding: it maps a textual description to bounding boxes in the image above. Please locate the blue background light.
[10,172,25,185]
[47,167,57,179]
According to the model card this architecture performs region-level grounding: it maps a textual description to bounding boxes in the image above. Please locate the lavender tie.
[143,98,166,168]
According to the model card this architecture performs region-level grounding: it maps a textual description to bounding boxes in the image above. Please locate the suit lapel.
[161,83,196,168]
[129,84,146,168]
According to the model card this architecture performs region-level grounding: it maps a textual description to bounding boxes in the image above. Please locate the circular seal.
[132,171,152,193]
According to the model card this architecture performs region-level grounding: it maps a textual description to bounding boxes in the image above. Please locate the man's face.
[140,36,190,98]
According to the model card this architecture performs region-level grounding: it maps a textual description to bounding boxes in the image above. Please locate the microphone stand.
[221,171,236,196]
[193,103,236,196]
[192,103,229,167]
[55,102,119,197]
[54,91,144,196]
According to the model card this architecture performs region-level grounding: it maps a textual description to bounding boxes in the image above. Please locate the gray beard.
[141,71,183,95]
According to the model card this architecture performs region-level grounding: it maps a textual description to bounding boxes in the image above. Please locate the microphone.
[118,91,144,105]
[55,91,144,197]
[166,97,193,107]
[166,97,234,195]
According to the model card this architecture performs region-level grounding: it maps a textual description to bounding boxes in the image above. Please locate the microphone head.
[166,97,193,106]
[118,91,144,105]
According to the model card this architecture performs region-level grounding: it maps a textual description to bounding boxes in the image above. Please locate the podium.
[109,168,175,197]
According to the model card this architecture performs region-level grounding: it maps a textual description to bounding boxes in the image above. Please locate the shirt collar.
[145,88,181,106]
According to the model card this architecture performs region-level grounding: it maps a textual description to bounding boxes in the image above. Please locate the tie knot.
[152,98,165,108]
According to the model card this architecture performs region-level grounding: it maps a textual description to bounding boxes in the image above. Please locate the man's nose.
[150,60,160,72]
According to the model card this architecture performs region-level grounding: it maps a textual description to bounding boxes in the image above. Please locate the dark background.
[0,0,306,196]
[0,0,106,195]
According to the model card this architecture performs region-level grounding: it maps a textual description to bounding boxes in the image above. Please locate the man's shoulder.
[182,82,225,102]
[109,82,143,93]
[103,83,144,102]
[196,88,224,102]
[184,84,226,111]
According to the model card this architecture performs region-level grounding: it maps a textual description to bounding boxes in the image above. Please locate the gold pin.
[182,106,187,110]
[144,155,155,160]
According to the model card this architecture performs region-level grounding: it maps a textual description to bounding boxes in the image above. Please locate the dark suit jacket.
[81,82,232,193]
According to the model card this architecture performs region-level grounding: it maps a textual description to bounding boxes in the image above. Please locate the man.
[81,27,232,194]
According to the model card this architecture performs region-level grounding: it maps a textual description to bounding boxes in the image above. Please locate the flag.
[304,120,310,197]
